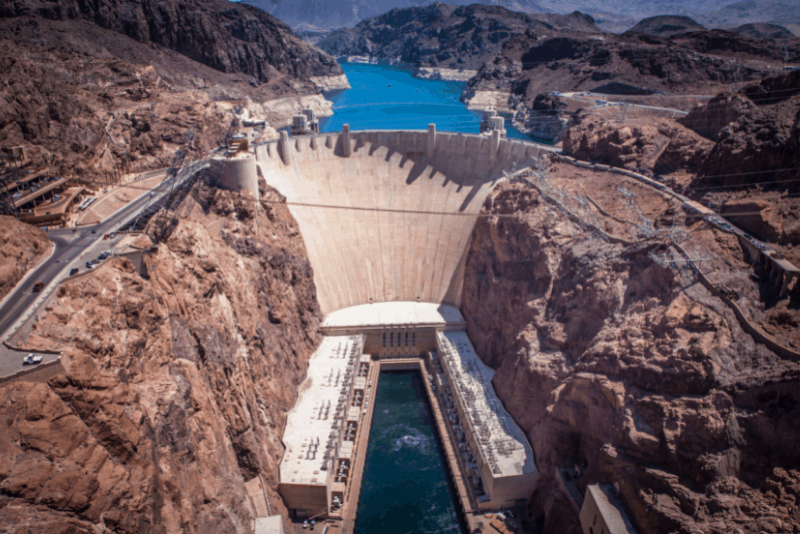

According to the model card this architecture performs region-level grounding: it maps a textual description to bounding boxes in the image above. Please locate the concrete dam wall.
[256,128,547,316]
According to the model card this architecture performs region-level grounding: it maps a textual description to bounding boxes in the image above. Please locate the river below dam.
[355,371,464,534]
[321,62,529,139]
[317,62,489,534]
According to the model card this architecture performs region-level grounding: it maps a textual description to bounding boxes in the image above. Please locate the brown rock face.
[679,94,755,141]
[461,171,800,534]
[0,214,50,300]
[0,2,341,179]
[562,115,714,175]
[0,0,342,83]
[696,71,800,192]
[0,178,321,532]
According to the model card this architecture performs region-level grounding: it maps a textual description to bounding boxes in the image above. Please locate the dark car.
[70,268,79,276]
[32,281,44,292]
[91,229,97,234]
[85,261,93,268]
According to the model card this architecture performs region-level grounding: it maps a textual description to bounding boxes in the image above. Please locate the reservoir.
[354,371,464,534]
[321,62,530,139]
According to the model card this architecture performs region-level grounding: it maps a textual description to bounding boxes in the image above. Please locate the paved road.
[0,163,202,378]
[557,92,704,114]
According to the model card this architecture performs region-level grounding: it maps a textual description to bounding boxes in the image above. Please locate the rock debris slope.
[0,177,322,533]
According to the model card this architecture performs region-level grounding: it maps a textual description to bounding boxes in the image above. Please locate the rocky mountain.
[0,177,322,533]
[248,0,800,33]
[532,0,800,35]
[464,27,797,116]
[253,0,554,29]
[0,0,342,83]
[624,15,706,37]
[0,0,344,178]
[317,4,602,72]
[463,163,800,533]
[698,0,800,37]
[561,68,800,251]
[734,22,796,40]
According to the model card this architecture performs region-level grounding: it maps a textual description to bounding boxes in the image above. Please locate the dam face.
[256,129,545,315]
[260,129,544,532]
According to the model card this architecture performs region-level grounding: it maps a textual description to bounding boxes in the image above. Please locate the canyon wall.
[461,163,800,533]
[0,177,321,533]
[0,215,51,301]
[0,0,344,178]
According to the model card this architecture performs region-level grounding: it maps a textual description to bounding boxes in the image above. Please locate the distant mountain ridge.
[734,23,796,40]
[625,15,706,37]
[250,0,554,28]
[317,4,602,70]
[245,0,800,33]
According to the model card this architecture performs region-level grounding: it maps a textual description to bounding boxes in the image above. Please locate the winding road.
[0,161,205,379]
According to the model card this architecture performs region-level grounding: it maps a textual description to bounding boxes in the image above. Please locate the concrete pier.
[341,124,351,157]
[278,131,291,165]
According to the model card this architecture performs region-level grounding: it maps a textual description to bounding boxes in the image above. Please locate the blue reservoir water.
[355,371,464,534]
[321,62,530,139]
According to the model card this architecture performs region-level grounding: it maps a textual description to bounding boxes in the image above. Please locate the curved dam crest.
[255,129,548,315]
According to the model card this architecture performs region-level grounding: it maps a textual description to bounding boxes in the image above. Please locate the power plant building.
[435,331,538,509]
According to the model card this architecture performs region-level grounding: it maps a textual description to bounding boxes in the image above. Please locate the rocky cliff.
[562,115,714,176]
[0,0,344,179]
[253,0,555,30]
[0,175,322,532]
[317,5,601,73]
[558,68,800,254]
[0,215,50,301]
[694,70,800,192]
[0,0,343,83]
[462,161,800,533]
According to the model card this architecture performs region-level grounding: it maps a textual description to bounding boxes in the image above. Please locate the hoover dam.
[254,126,547,314]
[222,125,551,532]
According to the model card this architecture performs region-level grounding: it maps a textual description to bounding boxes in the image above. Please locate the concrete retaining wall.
[256,130,547,316]
[0,357,65,387]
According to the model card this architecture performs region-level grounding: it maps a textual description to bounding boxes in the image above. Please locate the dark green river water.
[354,371,465,534]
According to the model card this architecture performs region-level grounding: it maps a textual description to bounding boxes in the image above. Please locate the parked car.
[32,281,44,292]
[109,232,117,239]
[85,261,94,268]
[69,268,79,276]
[103,233,110,239]
[23,353,42,365]
[91,229,97,234]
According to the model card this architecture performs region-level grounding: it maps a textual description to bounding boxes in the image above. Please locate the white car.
[23,353,43,365]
